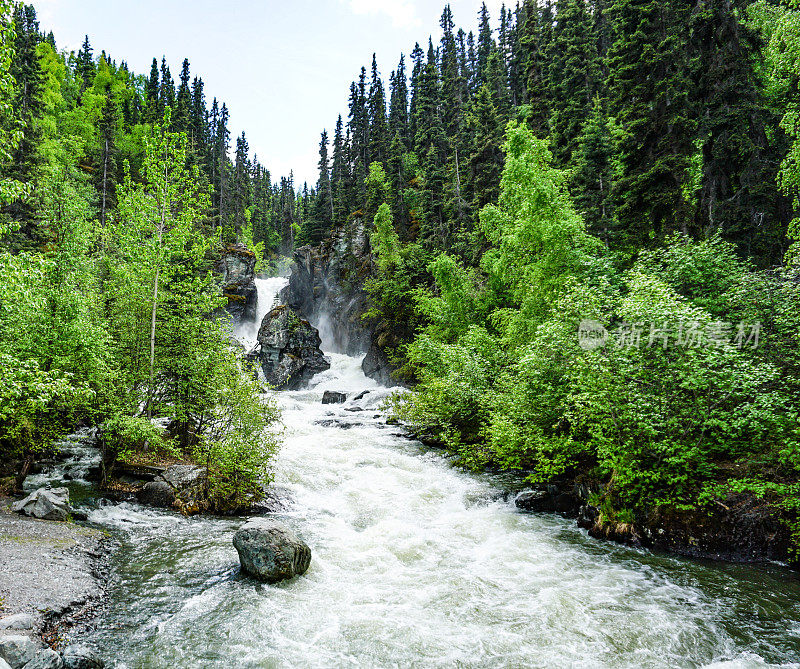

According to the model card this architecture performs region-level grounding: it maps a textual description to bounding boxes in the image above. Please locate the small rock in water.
[12,488,72,521]
[61,644,104,669]
[0,635,38,669]
[233,518,311,583]
[0,614,34,631]
[22,649,63,669]
[136,481,175,509]
[353,390,371,402]
[321,391,347,404]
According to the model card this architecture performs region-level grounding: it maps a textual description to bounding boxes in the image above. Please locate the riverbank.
[0,498,109,645]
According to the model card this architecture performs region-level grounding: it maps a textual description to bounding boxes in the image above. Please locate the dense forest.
[2,0,800,549]
[296,0,800,548]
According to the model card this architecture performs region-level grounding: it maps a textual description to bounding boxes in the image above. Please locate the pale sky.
[34,0,508,186]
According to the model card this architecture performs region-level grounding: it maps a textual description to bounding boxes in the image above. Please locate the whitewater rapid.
[72,278,800,668]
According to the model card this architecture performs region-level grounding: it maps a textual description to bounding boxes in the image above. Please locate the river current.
[54,279,800,668]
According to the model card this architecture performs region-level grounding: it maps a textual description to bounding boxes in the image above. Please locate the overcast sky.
[34,0,507,186]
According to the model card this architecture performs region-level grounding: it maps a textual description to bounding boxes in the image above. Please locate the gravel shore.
[0,497,109,640]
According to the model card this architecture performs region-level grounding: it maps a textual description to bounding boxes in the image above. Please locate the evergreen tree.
[175,58,191,132]
[689,0,782,263]
[606,0,696,245]
[547,0,598,166]
[368,54,389,165]
[76,34,94,93]
[310,129,333,243]
[573,95,615,242]
[144,58,160,123]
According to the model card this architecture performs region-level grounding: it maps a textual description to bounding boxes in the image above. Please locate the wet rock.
[321,391,347,404]
[233,518,311,583]
[0,615,34,631]
[61,644,104,669]
[515,486,582,515]
[255,305,330,390]
[136,481,175,509]
[22,649,63,669]
[218,244,258,324]
[353,390,371,402]
[0,636,38,669]
[12,488,72,521]
[158,465,205,490]
[281,232,372,356]
[362,339,396,386]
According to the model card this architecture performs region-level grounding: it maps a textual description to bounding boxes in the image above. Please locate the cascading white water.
[234,276,291,352]
[73,279,800,668]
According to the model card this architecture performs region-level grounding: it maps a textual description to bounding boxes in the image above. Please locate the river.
[48,279,800,668]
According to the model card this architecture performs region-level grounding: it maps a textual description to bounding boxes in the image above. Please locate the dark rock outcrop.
[233,518,311,583]
[321,391,347,404]
[514,481,794,565]
[280,221,402,385]
[135,481,175,509]
[577,493,793,563]
[218,244,258,324]
[362,340,395,387]
[255,305,330,390]
[281,223,372,356]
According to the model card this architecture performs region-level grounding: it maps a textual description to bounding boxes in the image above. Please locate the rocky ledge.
[514,483,795,565]
[218,243,258,324]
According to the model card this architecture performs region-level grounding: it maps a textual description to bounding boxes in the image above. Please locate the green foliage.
[193,353,281,511]
[392,121,800,549]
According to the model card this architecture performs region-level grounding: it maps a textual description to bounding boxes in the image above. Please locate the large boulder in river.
[218,244,258,324]
[233,518,311,583]
[255,305,330,390]
[12,487,72,521]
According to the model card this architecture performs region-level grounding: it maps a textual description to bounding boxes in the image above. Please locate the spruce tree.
[547,0,599,167]
[368,55,389,166]
[606,0,696,245]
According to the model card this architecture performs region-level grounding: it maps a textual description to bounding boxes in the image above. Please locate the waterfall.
[233,277,290,352]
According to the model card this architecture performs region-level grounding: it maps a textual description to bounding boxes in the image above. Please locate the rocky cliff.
[280,218,400,384]
[218,244,258,323]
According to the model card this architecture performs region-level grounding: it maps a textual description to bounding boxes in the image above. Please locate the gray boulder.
[12,488,71,521]
[158,465,205,490]
[21,649,62,669]
[233,518,311,583]
[0,614,34,631]
[0,657,10,669]
[61,645,104,669]
[0,636,38,669]
[136,481,175,509]
[255,306,330,390]
[321,391,347,404]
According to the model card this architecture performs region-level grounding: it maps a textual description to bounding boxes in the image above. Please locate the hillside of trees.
[298,0,800,550]
[0,1,282,511]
